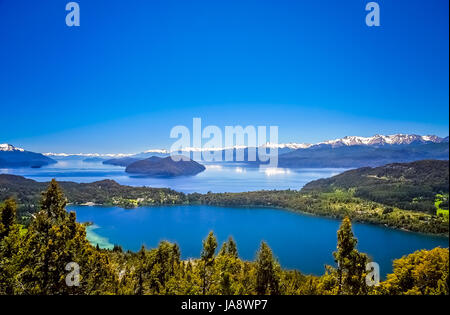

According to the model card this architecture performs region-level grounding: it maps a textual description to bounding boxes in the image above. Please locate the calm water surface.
[5,160,448,277]
[0,159,346,193]
[69,205,449,278]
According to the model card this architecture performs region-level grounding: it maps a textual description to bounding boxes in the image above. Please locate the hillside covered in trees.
[302,160,449,213]
[1,159,449,235]
[0,183,448,295]
[0,174,186,216]
[275,142,449,168]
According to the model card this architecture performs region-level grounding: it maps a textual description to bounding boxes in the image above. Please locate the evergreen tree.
[213,236,241,294]
[0,199,17,240]
[333,217,368,295]
[200,231,217,294]
[201,231,218,263]
[181,260,202,294]
[218,236,238,258]
[0,199,21,294]
[39,179,68,222]
[133,245,148,295]
[375,247,449,295]
[16,180,118,294]
[255,241,280,295]
[1,179,449,296]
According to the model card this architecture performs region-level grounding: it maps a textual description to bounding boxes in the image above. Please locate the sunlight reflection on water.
[1,159,349,193]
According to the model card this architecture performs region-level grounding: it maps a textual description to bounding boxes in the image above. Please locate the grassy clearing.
[435,194,449,220]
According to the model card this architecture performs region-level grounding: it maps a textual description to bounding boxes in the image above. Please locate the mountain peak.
[316,134,447,148]
[256,134,447,151]
[0,144,25,152]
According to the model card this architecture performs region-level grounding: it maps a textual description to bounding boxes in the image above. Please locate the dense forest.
[0,174,185,217]
[1,159,449,235]
[0,181,448,295]
[302,160,449,212]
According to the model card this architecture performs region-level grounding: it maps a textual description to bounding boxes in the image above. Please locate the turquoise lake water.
[69,204,449,278]
[4,160,448,278]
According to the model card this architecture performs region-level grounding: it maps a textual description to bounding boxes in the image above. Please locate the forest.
[1,159,448,235]
[302,160,449,212]
[0,181,448,295]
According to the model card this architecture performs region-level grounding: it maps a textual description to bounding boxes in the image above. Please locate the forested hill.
[1,159,449,234]
[0,174,186,212]
[301,160,449,213]
[276,142,449,168]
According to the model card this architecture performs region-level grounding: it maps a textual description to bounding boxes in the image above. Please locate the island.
[1,159,448,235]
[125,155,206,177]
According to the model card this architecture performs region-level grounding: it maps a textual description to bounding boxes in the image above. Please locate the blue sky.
[0,0,448,153]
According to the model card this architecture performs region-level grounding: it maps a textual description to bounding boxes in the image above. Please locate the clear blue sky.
[0,0,448,153]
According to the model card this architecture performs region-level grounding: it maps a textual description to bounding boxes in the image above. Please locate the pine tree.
[133,245,148,295]
[200,231,217,294]
[333,217,368,295]
[213,236,241,294]
[16,179,118,294]
[39,179,68,222]
[0,199,21,294]
[201,231,218,263]
[255,241,280,295]
[19,180,71,294]
[218,236,238,258]
[0,199,17,240]
[226,237,238,258]
[375,247,449,295]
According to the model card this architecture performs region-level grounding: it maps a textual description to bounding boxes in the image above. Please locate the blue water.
[1,159,346,193]
[69,205,449,278]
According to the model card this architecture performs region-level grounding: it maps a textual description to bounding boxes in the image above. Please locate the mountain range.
[192,134,449,168]
[0,144,56,168]
[40,133,449,158]
[268,134,449,149]
[2,134,449,169]
[274,142,449,168]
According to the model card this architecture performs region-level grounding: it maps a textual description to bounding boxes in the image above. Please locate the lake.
[69,204,449,278]
[0,159,346,193]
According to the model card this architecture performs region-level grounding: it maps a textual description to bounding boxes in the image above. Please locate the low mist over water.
[1,159,346,193]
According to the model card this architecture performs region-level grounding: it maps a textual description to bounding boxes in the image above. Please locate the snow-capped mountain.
[314,134,448,148]
[261,142,313,150]
[0,143,25,152]
[263,134,447,150]
[43,148,169,159]
[43,152,135,158]
[39,134,449,158]
[0,144,56,168]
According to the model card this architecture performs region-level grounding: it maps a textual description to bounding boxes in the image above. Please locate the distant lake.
[0,159,346,193]
[69,205,449,278]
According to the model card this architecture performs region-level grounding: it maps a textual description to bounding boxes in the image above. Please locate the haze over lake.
[0,159,346,193]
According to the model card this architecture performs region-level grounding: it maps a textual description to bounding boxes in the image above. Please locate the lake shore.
[70,204,449,277]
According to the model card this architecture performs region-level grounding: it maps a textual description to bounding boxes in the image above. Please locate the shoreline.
[69,203,450,239]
